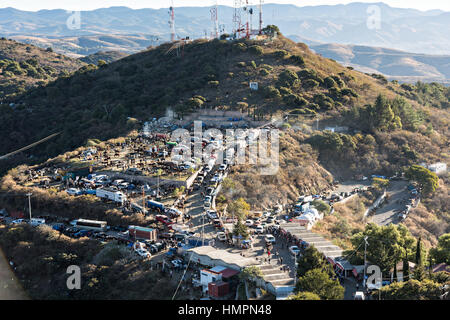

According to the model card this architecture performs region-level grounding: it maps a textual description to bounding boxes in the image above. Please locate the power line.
[0,132,61,160]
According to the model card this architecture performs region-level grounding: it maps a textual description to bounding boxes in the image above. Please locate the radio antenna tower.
[233,0,243,38]
[210,0,219,39]
[259,0,264,34]
[169,0,176,42]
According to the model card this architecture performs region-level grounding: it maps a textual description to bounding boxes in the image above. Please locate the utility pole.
[26,193,32,221]
[363,236,368,289]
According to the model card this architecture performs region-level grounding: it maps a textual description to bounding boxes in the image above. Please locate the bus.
[75,219,107,231]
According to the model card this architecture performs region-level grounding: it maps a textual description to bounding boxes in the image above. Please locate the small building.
[334,257,354,278]
[199,265,239,293]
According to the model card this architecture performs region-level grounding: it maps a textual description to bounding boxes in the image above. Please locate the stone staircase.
[256,263,296,298]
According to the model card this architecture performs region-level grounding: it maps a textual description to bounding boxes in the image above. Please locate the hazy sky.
[1,1,449,12]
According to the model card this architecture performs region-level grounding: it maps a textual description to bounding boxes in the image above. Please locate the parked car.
[289,245,301,256]
[254,225,264,234]
[171,259,186,269]
[267,216,275,224]
[66,188,82,196]
[217,232,227,241]
[245,219,254,227]
[218,164,227,171]
[206,210,218,219]
[206,187,215,196]
[11,219,25,224]
[135,248,151,259]
[265,234,276,244]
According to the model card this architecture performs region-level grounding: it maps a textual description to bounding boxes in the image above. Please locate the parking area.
[370,180,420,226]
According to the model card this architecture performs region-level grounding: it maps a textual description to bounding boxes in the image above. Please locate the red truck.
[156,215,174,226]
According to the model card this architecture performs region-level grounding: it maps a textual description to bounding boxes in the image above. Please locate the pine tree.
[415,237,422,265]
[393,263,398,282]
[403,259,410,281]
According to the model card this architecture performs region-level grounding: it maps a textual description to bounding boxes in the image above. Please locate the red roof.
[220,268,239,279]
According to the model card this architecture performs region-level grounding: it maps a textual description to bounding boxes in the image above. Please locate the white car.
[203,201,212,209]
[263,211,272,217]
[135,249,151,259]
[206,210,218,219]
[171,259,185,268]
[66,188,81,196]
[289,245,301,256]
[254,225,264,234]
[265,234,276,243]
[245,219,254,227]
[11,219,25,224]
[217,232,227,241]
[218,164,227,171]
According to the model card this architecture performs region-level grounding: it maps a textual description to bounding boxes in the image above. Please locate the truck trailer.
[128,226,157,241]
[96,188,127,204]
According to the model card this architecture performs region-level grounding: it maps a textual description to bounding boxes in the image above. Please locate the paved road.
[370,180,409,226]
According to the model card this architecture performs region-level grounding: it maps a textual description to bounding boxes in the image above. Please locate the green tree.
[295,269,344,300]
[377,279,442,300]
[350,223,416,274]
[311,200,330,214]
[228,198,250,221]
[297,246,334,277]
[429,233,450,264]
[405,165,439,196]
[288,291,321,300]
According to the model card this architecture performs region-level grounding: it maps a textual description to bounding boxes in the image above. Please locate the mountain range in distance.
[1,3,450,84]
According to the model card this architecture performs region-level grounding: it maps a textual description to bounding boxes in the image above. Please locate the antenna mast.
[259,0,264,34]
[211,0,219,39]
[233,0,243,38]
[169,0,176,42]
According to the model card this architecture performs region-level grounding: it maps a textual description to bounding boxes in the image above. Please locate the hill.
[310,43,450,85]
[0,38,85,100]
[0,31,448,247]
[10,34,160,58]
[79,51,129,64]
[1,3,450,55]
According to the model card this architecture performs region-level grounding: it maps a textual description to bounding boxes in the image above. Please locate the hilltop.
[0,38,85,100]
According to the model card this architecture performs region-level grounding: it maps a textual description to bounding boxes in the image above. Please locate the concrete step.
[264,273,292,281]
[270,278,296,286]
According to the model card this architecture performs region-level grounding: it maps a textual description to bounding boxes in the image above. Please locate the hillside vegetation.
[0,38,85,100]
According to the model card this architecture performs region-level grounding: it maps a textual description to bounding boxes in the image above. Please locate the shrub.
[248,45,264,55]
[289,55,305,66]
[263,86,281,99]
[273,50,289,59]
[303,79,319,89]
[278,69,299,87]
